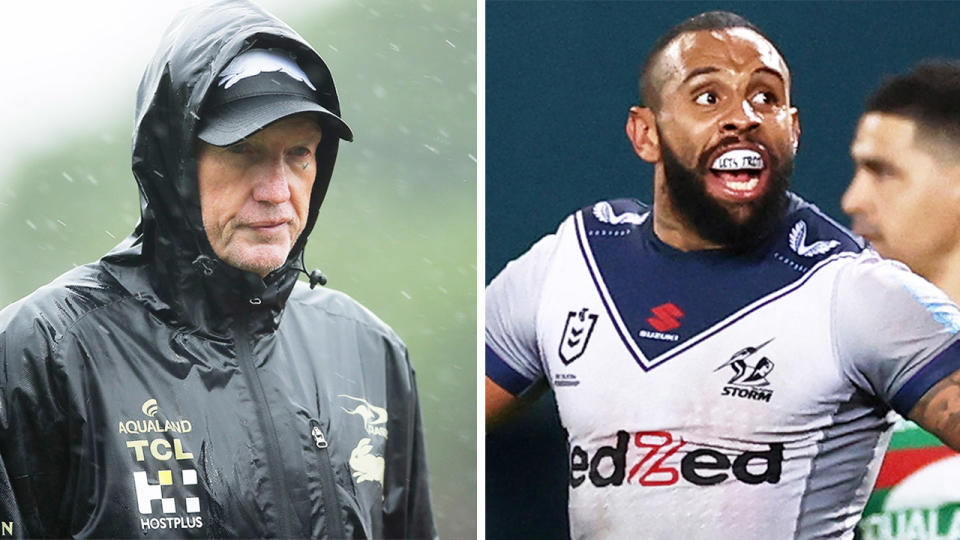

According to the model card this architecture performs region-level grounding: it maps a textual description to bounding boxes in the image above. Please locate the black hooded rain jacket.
[0,1,436,538]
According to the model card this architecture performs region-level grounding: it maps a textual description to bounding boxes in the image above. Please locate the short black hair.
[639,11,780,110]
[866,60,960,152]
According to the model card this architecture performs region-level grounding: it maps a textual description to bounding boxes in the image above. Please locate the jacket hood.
[104,0,346,332]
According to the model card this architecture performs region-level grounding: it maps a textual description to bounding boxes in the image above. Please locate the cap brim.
[197,95,354,146]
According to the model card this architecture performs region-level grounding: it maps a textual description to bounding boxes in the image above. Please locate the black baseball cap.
[197,49,353,146]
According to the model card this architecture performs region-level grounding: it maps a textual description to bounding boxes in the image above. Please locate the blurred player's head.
[843,60,960,281]
[626,11,800,251]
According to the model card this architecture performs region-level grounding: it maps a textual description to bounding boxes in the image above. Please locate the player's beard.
[659,137,792,253]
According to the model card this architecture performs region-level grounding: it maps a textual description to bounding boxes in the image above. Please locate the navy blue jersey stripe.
[891,338,960,416]
[574,211,648,369]
[486,344,533,396]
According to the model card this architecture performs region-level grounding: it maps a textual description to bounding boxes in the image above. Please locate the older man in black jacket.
[0,1,435,538]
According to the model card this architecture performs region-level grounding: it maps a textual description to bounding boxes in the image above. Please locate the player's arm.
[834,254,960,447]
[486,377,518,427]
[908,366,960,451]
[485,224,568,430]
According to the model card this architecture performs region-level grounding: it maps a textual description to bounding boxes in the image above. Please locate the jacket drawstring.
[297,251,327,289]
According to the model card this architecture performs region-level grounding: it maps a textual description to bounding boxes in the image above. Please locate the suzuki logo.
[646,302,684,332]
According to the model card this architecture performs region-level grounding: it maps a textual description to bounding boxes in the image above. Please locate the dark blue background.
[486,2,960,538]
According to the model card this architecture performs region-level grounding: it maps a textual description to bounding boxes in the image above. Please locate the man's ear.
[790,106,801,155]
[626,106,660,163]
[944,161,960,203]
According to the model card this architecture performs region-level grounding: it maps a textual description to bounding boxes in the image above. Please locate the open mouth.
[706,148,769,202]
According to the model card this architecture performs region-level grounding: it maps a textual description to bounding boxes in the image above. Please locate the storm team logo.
[715,339,776,402]
[559,308,599,364]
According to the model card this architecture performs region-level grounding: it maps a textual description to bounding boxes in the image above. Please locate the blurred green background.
[0,1,476,538]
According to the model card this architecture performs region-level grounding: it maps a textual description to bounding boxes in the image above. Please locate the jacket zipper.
[234,319,298,537]
[309,420,345,539]
[234,317,345,538]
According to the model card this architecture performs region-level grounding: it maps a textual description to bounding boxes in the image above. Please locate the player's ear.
[626,106,660,163]
[790,106,801,156]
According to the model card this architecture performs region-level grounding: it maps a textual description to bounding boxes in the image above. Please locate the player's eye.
[289,146,311,158]
[751,91,778,106]
[694,92,718,106]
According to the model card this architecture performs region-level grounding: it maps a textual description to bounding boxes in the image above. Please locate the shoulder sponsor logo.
[120,398,202,531]
[559,308,599,364]
[788,220,839,258]
[339,394,388,438]
[593,201,646,226]
[715,339,775,402]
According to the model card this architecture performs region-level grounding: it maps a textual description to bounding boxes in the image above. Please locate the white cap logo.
[218,49,317,91]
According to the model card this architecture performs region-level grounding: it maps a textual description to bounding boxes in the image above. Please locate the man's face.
[651,28,799,246]
[843,112,960,276]
[196,114,323,277]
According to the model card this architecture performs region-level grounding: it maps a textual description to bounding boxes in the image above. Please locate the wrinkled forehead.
[656,27,790,93]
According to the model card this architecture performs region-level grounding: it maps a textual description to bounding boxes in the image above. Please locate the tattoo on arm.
[909,368,960,451]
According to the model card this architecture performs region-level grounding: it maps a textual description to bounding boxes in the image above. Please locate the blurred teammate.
[844,60,960,539]
[487,12,960,539]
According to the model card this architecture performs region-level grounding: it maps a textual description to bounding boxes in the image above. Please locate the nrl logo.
[559,308,599,365]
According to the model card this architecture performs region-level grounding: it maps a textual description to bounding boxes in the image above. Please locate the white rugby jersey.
[486,195,960,540]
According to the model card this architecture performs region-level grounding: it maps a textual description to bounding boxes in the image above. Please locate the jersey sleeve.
[485,219,570,396]
[833,253,960,416]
